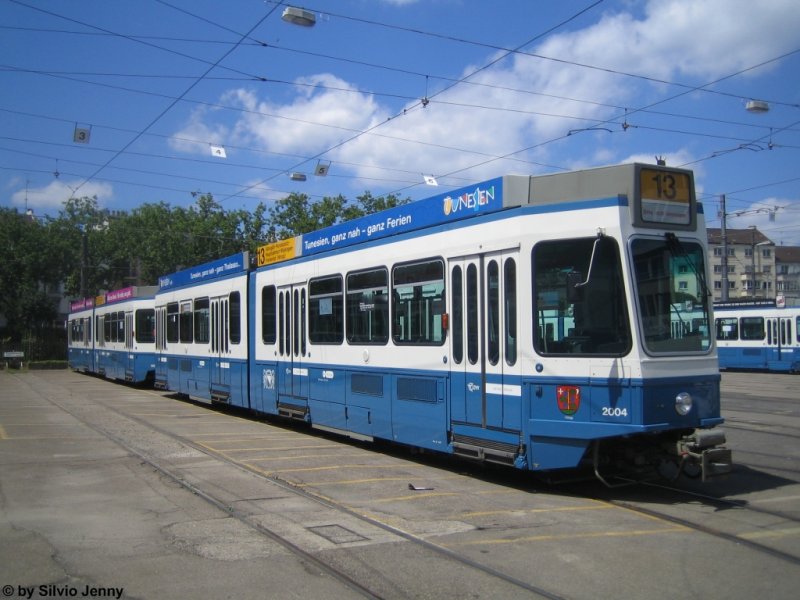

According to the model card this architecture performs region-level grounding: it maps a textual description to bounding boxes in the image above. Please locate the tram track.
[13,371,800,598]
[18,374,567,600]
[595,478,800,567]
[110,388,800,575]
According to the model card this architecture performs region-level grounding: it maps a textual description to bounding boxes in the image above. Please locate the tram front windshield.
[631,238,711,353]
[534,236,631,355]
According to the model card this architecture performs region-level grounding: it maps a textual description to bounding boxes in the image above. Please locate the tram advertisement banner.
[159,252,248,291]
[299,177,504,258]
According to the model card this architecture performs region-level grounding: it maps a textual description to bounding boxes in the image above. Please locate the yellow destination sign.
[639,168,691,204]
[256,238,297,267]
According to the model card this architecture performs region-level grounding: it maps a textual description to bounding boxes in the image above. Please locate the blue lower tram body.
[68,348,93,373]
[96,349,155,384]
[232,360,722,473]
[718,346,799,373]
[156,354,248,405]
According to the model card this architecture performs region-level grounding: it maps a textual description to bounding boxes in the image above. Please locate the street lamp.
[282,6,316,27]
[745,100,770,114]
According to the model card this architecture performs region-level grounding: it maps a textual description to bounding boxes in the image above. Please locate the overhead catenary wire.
[2,0,798,244]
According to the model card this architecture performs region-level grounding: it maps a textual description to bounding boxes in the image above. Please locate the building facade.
[707,227,800,306]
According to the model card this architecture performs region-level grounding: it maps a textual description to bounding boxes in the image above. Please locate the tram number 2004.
[601,407,628,417]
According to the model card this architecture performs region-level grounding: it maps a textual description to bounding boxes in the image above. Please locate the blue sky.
[2,0,799,244]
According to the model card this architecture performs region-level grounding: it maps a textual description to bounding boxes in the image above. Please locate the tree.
[267,192,410,240]
[0,208,65,339]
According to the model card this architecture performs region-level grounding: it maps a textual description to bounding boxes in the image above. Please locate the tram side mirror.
[566,271,584,303]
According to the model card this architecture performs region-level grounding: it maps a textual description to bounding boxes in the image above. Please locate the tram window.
[715,317,738,341]
[261,285,277,344]
[293,290,300,356]
[179,301,193,343]
[229,292,241,344]
[104,314,112,343]
[796,317,800,343]
[632,238,710,354]
[193,298,210,344]
[346,268,389,344]
[166,302,179,343]
[466,263,478,363]
[534,237,631,356]
[279,292,286,355]
[392,259,445,346]
[740,317,764,341]
[487,260,500,365]
[505,258,517,366]
[309,276,344,344]
[451,266,464,364]
[136,309,155,344]
[301,289,307,356]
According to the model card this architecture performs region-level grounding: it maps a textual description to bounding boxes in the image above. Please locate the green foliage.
[1,189,410,343]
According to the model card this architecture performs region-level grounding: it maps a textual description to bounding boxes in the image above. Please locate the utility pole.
[720,194,729,302]
[80,225,88,298]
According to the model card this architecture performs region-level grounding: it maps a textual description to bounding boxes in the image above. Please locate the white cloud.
[11,179,113,212]
[169,0,800,189]
[728,198,800,246]
[169,104,232,155]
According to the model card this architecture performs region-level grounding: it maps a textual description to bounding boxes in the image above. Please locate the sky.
[2,0,799,245]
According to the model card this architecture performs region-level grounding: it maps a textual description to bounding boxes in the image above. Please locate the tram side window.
[715,317,738,341]
[309,276,343,344]
[505,258,517,366]
[262,285,277,344]
[179,301,193,343]
[797,317,800,343]
[166,303,179,344]
[392,259,446,346]
[229,292,241,344]
[136,309,155,343]
[451,266,464,363]
[193,298,209,344]
[533,237,630,356]
[69,319,78,343]
[740,316,764,340]
[346,268,389,344]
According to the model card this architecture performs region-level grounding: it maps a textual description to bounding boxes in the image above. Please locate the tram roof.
[255,162,695,268]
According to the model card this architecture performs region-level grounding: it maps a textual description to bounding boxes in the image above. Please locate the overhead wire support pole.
[720,194,729,302]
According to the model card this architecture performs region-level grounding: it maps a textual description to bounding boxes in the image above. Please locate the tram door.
[210,295,230,397]
[449,250,522,433]
[766,316,794,368]
[277,284,309,411]
[124,311,135,378]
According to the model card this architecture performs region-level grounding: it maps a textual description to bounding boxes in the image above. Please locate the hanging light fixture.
[282,7,316,27]
[745,100,769,114]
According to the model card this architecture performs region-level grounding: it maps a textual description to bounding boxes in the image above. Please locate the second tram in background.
[714,301,800,372]
[70,162,733,482]
[67,286,157,384]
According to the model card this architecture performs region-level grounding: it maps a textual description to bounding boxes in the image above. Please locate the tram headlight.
[674,392,693,416]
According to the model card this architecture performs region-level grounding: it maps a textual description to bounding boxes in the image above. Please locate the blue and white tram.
[247,163,731,480]
[67,297,95,373]
[93,286,158,384]
[154,253,250,404]
[714,302,800,372]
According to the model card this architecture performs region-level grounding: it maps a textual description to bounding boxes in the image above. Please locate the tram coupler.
[676,429,732,481]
